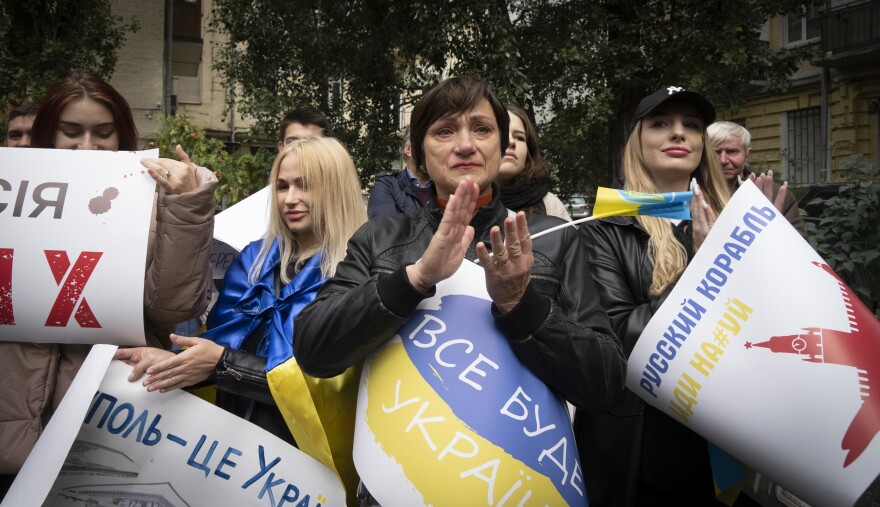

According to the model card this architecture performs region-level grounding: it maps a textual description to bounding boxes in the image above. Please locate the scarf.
[499,180,550,212]
[202,238,324,371]
[203,238,360,505]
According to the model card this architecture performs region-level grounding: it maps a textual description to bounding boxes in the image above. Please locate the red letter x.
[0,249,13,325]
[44,250,103,328]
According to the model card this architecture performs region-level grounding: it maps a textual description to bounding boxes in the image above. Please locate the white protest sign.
[0,148,155,346]
[210,185,270,279]
[214,185,270,252]
[210,238,241,279]
[627,181,880,507]
[5,350,345,507]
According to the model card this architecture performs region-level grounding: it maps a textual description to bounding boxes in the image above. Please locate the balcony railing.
[821,0,880,54]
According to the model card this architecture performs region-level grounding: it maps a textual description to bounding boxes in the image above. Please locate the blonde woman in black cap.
[576,86,730,506]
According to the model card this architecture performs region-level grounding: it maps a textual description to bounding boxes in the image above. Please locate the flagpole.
[530,212,616,240]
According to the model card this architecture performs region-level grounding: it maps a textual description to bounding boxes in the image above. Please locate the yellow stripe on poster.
[364,341,568,506]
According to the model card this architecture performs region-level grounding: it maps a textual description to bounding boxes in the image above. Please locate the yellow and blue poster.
[353,262,587,506]
[627,181,880,507]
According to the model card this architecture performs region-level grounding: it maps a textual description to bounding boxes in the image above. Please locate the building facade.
[718,1,880,185]
[109,0,255,149]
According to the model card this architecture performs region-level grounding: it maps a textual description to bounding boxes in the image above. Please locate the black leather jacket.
[210,343,295,446]
[294,186,625,412]
[576,216,716,507]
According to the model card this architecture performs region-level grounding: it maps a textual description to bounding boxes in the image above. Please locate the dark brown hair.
[7,102,38,124]
[278,107,333,141]
[31,71,138,150]
[505,105,549,185]
[409,76,509,180]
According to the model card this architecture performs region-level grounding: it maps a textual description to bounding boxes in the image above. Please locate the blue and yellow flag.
[592,187,693,220]
[203,240,360,506]
[532,188,694,240]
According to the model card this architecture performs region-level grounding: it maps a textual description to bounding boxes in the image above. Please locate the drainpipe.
[229,46,236,148]
[821,67,831,182]
[820,0,832,181]
[164,0,174,116]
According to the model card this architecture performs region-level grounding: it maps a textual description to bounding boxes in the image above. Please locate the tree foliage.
[152,113,273,207]
[211,0,526,187]
[0,0,139,108]
[806,156,880,316]
[211,0,820,195]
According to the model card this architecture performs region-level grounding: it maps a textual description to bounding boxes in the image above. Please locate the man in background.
[367,127,430,218]
[277,107,331,150]
[708,121,807,238]
[5,103,37,147]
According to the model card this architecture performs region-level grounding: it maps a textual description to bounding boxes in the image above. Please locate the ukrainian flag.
[268,361,361,507]
[592,187,693,220]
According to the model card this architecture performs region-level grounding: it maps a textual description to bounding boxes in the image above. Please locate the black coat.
[577,216,719,507]
[294,185,625,412]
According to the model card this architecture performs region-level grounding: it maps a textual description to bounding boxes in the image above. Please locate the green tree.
[211,0,525,187]
[211,0,819,195]
[513,0,821,194]
[0,0,139,106]
[806,156,880,316]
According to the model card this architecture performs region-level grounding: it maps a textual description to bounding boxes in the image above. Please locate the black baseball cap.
[629,86,716,133]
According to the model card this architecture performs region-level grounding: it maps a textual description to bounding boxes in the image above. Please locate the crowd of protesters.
[1,70,807,507]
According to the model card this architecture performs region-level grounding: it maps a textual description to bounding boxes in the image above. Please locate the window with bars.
[784,107,823,184]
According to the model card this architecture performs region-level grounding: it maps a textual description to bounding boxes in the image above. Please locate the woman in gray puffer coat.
[0,71,216,496]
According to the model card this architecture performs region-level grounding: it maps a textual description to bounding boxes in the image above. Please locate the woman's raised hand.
[691,180,717,251]
[406,178,477,293]
[142,144,199,195]
[745,169,788,213]
[477,211,534,314]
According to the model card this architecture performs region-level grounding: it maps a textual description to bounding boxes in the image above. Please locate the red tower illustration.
[746,262,880,467]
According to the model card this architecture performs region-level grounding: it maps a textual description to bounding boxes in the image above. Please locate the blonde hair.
[249,137,366,284]
[622,122,730,297]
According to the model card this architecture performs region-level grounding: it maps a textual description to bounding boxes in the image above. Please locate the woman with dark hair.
[31,71,139,150]
[294,76,624,414]
[498,105,570,220]
[0,71,216,493]
[577,87,729,506]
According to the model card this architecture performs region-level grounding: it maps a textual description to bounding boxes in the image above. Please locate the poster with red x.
[0,147,156,345]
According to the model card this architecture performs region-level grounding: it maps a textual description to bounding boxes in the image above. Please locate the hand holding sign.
[142,145,199,195]
[142,334,224,393]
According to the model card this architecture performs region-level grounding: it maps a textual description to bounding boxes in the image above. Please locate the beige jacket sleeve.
[143,164,217,347]
[544,192,572,221]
